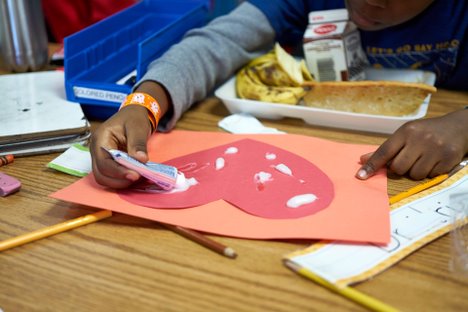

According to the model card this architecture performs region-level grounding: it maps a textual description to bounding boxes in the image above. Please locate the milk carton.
[303,9,367,82]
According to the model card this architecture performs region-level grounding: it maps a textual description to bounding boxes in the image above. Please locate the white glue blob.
[147,172,198,194]
[174,172,187,189]
[172,173,198,193]
[274,163,292,176]
[225,147,238,154]
[254,171,272,184]
[265,152,277,160]
[286,194,318,208]
[215,157,225,170]
[254,171,273,191]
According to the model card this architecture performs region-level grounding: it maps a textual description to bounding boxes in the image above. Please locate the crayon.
[0,154,14,167]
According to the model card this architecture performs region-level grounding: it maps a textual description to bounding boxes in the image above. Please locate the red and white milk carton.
[303,9,368,82]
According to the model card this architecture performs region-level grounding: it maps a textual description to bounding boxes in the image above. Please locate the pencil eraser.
[0,172,21,196]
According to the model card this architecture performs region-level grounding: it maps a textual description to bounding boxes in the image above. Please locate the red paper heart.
[119,139,334,219]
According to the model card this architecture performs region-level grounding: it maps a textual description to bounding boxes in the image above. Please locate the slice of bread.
[301,80,437,116]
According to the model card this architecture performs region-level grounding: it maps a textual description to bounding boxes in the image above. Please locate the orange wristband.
[119,92,162,131]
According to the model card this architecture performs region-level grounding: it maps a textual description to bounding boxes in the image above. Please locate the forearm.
[134,2,275,131]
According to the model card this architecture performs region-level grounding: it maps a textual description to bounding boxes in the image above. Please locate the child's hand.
[356,109,468,180]
[90,105,152,188]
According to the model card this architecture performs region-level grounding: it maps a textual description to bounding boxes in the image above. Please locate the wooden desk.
[1,76,467,311]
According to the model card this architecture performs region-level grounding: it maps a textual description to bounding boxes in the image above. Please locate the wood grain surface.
[1,50,467,311]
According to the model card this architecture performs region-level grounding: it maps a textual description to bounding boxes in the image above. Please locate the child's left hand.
[356,109,468,180]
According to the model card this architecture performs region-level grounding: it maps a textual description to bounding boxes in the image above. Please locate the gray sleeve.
[135,2,275,131]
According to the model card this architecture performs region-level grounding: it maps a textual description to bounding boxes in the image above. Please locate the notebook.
[0,71,90,156]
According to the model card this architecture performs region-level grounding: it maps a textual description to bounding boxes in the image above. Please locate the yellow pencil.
[389,174,448,205]
[0,210,112,252]
[389,160,468,205]
[291,265,399,312]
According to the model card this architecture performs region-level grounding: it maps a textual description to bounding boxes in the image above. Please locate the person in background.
[89,0,468,189]
[42,0,136,43]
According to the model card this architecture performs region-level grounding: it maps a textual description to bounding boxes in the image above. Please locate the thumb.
[125,121,152,164]
[127,133,150,163]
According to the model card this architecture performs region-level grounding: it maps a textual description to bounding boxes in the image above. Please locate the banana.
[236,43,314,104]
[236,66,309,105]
[246,51,276,67]
[254,61,299,87]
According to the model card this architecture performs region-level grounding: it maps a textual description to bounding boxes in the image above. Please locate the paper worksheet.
[285,171,468,287]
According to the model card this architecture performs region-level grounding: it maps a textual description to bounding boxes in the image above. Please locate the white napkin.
[218,113,285,134]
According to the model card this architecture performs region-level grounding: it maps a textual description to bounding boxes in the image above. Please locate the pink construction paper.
[119,139,334,219]
[51,130,390,244]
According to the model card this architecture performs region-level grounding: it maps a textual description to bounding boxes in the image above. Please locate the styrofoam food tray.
[215,68,436,134]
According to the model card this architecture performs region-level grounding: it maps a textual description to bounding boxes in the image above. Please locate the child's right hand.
[90,81,171,189]
[89,105,152,189]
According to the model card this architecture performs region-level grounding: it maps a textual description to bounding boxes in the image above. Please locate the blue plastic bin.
[64,0,211,120]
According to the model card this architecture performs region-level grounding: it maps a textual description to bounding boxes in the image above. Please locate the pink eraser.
[0,172,21,196]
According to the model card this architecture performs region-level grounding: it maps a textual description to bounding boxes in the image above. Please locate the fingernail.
[356,168,369,180]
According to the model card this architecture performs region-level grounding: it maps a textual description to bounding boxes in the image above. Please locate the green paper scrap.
[47,144,91,177]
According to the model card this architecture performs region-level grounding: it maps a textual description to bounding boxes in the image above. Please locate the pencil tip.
[224,247,237,259]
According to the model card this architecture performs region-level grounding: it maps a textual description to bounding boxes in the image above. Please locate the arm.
[140,2,275,131]
[90,3,276,188]
[356,108,468,180]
